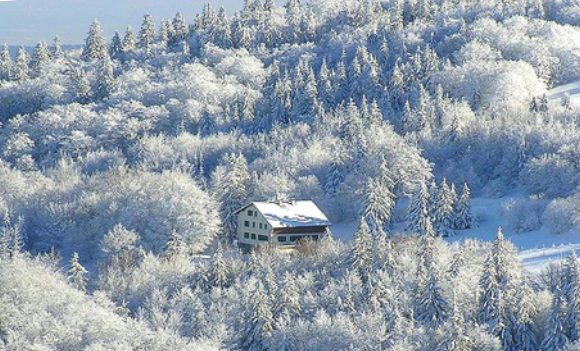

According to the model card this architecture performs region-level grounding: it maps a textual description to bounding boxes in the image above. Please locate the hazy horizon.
[0,0,280,46]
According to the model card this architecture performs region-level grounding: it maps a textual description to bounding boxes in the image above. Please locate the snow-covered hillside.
[547,78,580,106]
[5,0,580,349]
[333,194,580,273]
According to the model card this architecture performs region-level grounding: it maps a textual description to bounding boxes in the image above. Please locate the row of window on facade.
[243,220,269,230]
[243,232,320,243]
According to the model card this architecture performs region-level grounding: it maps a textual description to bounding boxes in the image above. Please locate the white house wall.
[237,205,272,246]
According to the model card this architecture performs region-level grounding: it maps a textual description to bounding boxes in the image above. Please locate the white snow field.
[547,78,580,106]
[331,195,580,273]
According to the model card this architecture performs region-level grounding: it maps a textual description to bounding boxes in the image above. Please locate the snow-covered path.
[331,195,580,273]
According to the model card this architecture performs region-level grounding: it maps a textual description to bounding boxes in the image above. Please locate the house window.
[248,210,253,216]
[251,233,256,240]
[252,222,255,228]
[259,223,263,229]
[312,235,319,241]
[254,212,258,217]
[244,232,250,239]
[289,236,299,242]
[258,235,268,242]
[278,236,287,243]
[244,221,250,227]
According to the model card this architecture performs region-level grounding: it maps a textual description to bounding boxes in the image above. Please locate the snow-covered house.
[235,200,331,251]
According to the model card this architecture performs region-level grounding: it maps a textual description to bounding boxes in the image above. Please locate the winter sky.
[0,0,282,46]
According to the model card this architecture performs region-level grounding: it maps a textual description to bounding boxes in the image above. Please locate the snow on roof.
[242,200,331,229]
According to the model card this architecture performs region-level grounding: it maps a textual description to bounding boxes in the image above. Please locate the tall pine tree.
[454,183,475,230]
[0,44,12,81]
[138,14,156,54]
[13,47,29,82]
[214,153,250,243]
[69,252,88,292]
[82,20,107,60]
[30,41,50,77]
[433,178,456,237]
[361,175,395,232]
[478,228,521,345]
[95,55,115,100]
[241,282,274,351]
[406,182,433,236]
[542,286,569,351]
[351,218,373,277]
[562,253,580,342]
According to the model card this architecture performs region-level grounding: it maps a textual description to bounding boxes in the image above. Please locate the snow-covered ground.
[547,78,580,106]
[331,195,580,273]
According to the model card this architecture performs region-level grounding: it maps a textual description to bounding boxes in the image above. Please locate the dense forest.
[4,0,580,349]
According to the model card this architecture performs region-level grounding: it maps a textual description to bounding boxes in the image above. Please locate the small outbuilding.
[235,200,331,251]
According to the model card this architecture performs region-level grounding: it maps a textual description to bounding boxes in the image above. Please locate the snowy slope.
[331,195,580,273]
[547,78,580,106]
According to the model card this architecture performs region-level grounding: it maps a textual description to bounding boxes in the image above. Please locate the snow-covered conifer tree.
[361,175,395,232]
[511,278,539,351]
[277,271,301,319]
[527,0,545,18]
[0,44,12,81]
[428,180,439,218]
[341,102,361,141]
[6,216,24,258]
[353,131,368,173]
[138,14,156,53]
[122,26,136,53]
[542,286,569,351]
[373,227,395,272]
[389,60,406,113]
[415,231,448,325]
[82,20,107,60]
[437,298,473,351]
[479,228,521,342]
[209,242,230,288]
[157,20,170,48]
[332,61,347,105]
[318,58,334,108]
[433,178,456,237]
[454,183,475,230]
[109,32,123,59]
[69,252,88,292]
[284,0,302,42]
[75,70,92,104]
[51,36,64,58]
[368,99,383,125]
[13,47,29,82]
[163,232,187,260]
[241,282,274,351]
[0,224,10,260]
[416,267,448,325]
[30,41,50,77]
[95,56,115,100]
[562,253,580,342]
[406,182,433,236]
[351,219,373,276]
[214,153,250,243]
[324,155,344,195]
[169,12,188,50]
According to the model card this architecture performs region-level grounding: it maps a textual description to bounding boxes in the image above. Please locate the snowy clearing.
[332,195,580,272]
[547,78,580,106]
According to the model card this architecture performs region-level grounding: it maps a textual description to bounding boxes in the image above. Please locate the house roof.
[237,200,331,229]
